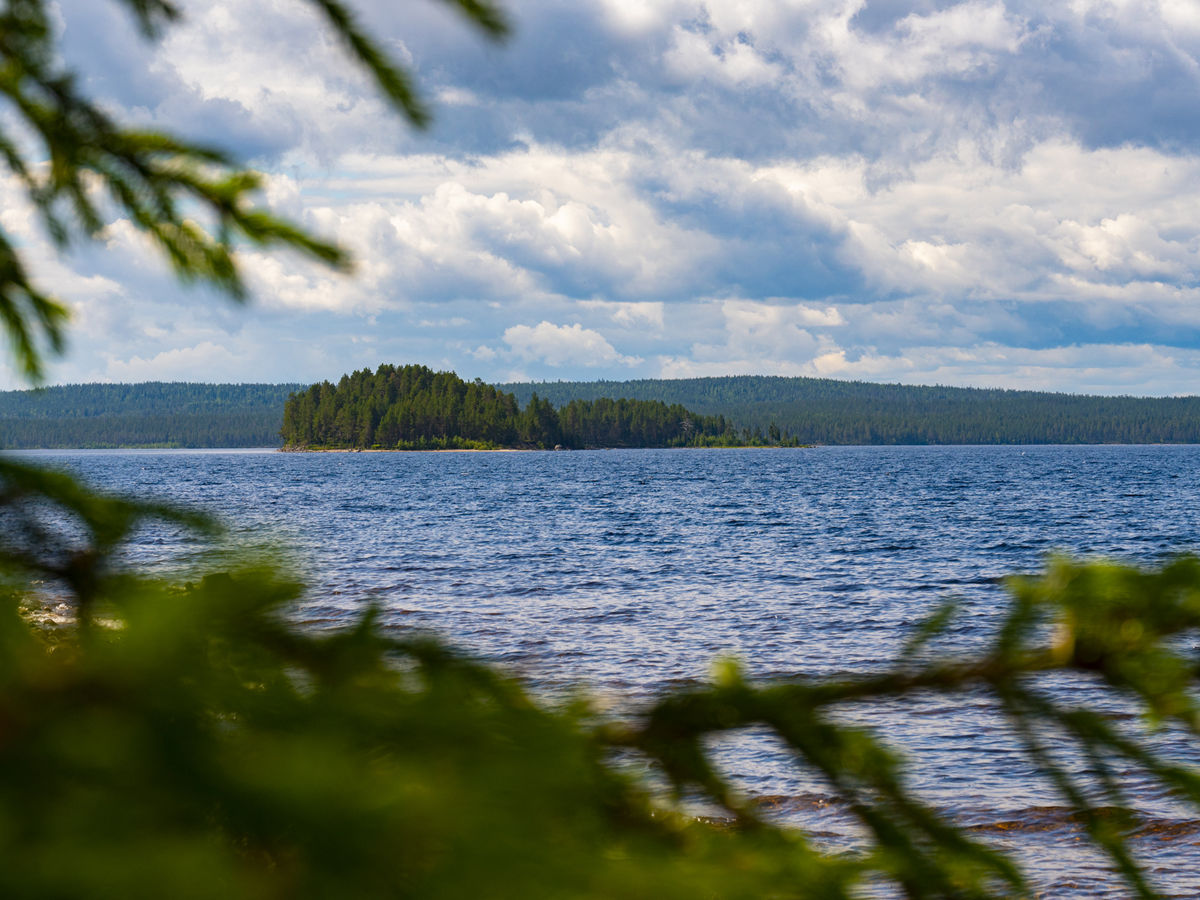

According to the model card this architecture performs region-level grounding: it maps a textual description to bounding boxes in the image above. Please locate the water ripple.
[23,444,1200,896]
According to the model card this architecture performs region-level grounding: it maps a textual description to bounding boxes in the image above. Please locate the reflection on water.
[25,444,1200,896]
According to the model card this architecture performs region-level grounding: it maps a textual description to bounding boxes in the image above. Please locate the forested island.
[281,365,794,449]
[502,375,1200,445]
[0,383,301,449]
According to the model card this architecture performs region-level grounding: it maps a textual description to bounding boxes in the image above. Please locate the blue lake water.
[24,444,1200,897]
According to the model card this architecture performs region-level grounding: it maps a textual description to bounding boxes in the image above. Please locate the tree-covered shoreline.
[0,383,302,449]
[10,371,1200,450]
[281,365,800,450]
[502,375,1200,445]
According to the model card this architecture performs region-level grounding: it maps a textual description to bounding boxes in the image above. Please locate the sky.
[7,0,1200,394]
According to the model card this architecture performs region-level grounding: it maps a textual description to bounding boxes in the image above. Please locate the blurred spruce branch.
[0,0,508,381]
[0,458,860,900]
[604,557,1200,899]
[3,451,1200,898]
[0,456,217,620]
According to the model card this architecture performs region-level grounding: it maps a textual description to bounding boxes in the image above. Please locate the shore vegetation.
[502,376,1200,445]
[9,374,1200,449]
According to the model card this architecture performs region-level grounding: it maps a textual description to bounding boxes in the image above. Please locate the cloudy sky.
[8,0,1200,394]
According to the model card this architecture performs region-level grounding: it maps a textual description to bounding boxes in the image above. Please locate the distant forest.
[0,383,301,449]
[500,376,1200,445]
[6,372,1200,449]
[282,365,789,449]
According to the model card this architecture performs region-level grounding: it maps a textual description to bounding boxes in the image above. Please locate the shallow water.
[23,445,1200,897]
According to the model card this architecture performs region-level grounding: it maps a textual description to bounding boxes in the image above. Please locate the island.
[280,365,801,450]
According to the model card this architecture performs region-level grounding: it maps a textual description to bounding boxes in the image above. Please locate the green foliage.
[612,557,1200,899]
[0,383,305,448]
[281,364,805,449]
[0,382,305,418]
[0,457,849,900]
[308,0,507,128]
[0,411,286,448]
[0,584,835,900]
[0,0,507,382]
[18,372,1200,448]
[2,457,1199,898]
[388,435,499,451]
[282,365,524,449]
[501,376,1200,444]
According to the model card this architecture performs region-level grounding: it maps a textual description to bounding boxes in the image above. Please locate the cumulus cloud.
[578,300,665,328]
[104,342,249,383]
[502,321,643,367]
[6,0,1200,393]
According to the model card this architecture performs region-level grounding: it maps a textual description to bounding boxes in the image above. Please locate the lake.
[25,444,1200,897]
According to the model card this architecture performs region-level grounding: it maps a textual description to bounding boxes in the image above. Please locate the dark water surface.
[25,445,1200,897]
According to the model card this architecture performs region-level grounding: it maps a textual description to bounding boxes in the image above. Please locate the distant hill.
[498,376,1200,445]
[0,383,303,449]
[6,375,1200,449]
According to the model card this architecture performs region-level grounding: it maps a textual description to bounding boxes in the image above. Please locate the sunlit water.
[21,445,1200,897]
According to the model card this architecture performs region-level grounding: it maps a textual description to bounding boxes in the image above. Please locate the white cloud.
[665,26,786,88]
[834,1,1032,89]
[657,339,1200,396]
[503,321,643,367]
[468,344,498,361]
[703,299,845,358]
[883,342,1200,395]
[217,134,1200,335]
[578,300,665,328]
[103,342,249,382]
[7,0,1200,395]
[437,87,481,106]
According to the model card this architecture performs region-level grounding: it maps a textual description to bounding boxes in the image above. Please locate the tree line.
[0,382,302,419]
[0,383,301,449]
[9,372,1200,448]
[0,411,285,449]
[281,365,799,449]
[501,375,1200,444]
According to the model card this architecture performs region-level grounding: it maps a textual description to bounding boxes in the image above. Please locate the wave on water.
[33,444,1200,897]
